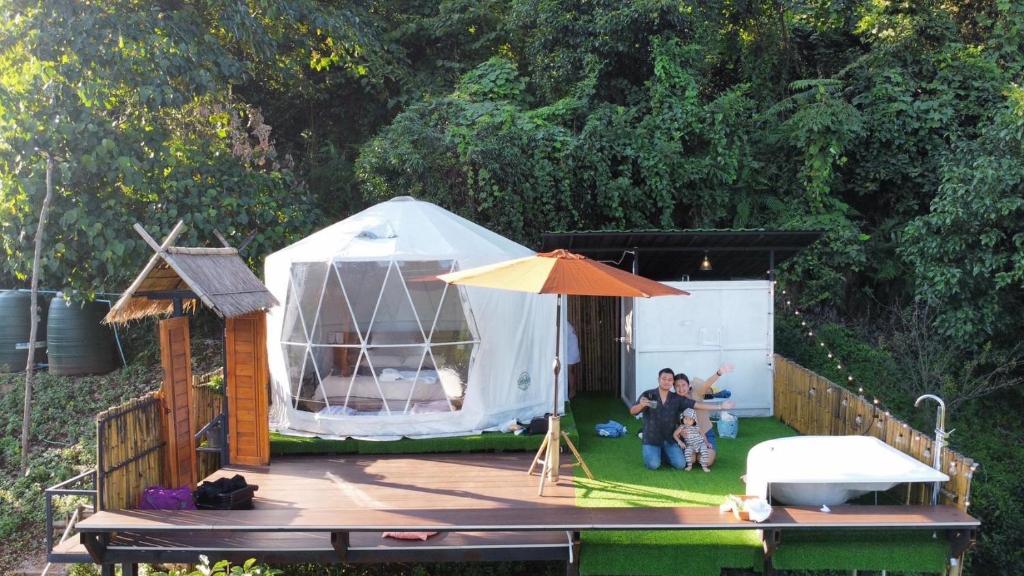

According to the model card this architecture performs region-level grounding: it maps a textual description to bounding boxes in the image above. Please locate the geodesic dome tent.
[265,197,560,439]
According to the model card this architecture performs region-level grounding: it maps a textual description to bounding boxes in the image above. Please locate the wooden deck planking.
[200,453,576,510]
[69,452,979,570]
[79,504,978,533]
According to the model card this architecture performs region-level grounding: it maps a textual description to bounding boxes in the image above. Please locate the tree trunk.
[21,154,54,475]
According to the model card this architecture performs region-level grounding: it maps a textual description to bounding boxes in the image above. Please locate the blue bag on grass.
[595,420,627,438]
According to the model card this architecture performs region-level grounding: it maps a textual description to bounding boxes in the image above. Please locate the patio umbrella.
[440,249,688,493]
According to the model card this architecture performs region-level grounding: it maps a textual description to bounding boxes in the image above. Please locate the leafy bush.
[152,556,281,576]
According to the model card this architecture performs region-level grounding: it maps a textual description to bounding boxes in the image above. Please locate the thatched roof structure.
[104,222,278,325]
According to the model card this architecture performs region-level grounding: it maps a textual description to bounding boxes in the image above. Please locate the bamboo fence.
[96,392,164,511]
[96,367,227,511]
[568,296,620,394]
[773,355,977,511]
[193,367,225,480]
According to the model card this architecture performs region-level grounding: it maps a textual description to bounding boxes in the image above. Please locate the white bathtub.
[745,435,949,506]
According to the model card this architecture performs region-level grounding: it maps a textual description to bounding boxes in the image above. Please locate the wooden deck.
[205,451,576,510]
[67,452,980,574]
[65,452,582,568]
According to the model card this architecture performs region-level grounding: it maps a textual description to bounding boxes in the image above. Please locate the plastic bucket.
[717,414,739,439]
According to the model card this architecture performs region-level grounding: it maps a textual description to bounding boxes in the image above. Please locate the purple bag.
[139,485,196,510]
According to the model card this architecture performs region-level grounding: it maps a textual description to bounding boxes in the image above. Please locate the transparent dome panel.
[292,259,479,419]
[335,261,389,340]
[431,283,476,343]
[399,260,454,334]
[308,265,361,350]
[364,262,426,345]
[427,343,473,410]
[283,344,326,413]
[282,262,329,343]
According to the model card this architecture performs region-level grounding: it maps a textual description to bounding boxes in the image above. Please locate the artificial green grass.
[570,394,948,576]
[269,394,950,574]
[770,530,948,572]
[572,394,795,576]
[270,408,579,455]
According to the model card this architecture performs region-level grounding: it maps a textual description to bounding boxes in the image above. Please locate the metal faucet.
[915,394,951,505]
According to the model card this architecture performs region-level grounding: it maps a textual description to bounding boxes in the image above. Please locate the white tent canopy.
[265,197,560,439]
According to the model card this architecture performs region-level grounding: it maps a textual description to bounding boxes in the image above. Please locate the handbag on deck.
[138,485,196,510]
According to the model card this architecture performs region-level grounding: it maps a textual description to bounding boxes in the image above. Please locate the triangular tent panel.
[266,197,559,438]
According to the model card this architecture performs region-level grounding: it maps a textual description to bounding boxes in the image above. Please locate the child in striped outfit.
[674,408,713,472]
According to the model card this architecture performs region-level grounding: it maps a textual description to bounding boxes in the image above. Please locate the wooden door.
[160,316,196,488]
[226,312,270,466]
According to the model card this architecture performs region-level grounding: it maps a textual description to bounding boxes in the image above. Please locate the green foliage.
[203,374,226,395]
[900,89,1024,346]
[774,311,907,417]
[0,0,353,293]
[152,556,281,576]
[0,366,158,570]
[358,37,759,243]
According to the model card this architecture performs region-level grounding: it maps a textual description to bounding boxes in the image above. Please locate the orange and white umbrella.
[440,249,687,489]
[439,249,686,297]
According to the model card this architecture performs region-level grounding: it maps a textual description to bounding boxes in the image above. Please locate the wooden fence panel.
[160,316,196,488]
[96,392,163,511]
[773,355,976,511]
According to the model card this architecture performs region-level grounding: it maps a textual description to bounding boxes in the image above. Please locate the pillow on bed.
[367,353,425,370]
[437,368,464,399]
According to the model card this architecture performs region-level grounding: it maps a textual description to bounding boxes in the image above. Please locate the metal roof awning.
[539,230,823,281]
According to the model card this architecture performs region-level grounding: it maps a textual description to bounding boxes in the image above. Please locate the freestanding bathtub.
[745,435,950,506]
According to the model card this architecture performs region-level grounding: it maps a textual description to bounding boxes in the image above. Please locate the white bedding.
[316,369,463,403]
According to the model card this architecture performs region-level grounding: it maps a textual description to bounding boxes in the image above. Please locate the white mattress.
[316,370,462,403]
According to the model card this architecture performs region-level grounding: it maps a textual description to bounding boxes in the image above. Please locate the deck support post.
[100,564,114,576]
[946,528,976,576]
[762,528,781,575]
[331,531,350,561]
[566,530,581,576]
[122,562,139,576]
[81,531,109,563]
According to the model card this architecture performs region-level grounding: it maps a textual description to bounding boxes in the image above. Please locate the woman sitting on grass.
[673,362,734,468]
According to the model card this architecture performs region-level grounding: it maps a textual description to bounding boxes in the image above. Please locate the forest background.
[1,1,1022,574]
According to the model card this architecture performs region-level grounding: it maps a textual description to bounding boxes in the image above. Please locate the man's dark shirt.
[639,388,696,446]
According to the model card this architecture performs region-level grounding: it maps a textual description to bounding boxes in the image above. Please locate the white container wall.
[624,280,774,416]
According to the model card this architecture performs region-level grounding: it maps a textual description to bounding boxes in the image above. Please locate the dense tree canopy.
[2,2,1023,570]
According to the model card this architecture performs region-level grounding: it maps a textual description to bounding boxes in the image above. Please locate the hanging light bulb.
[700,251,713,271]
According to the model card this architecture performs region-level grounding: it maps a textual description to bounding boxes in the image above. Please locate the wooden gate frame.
[103,220,279,489]
[160,316,197,488]
[226,312,270,466]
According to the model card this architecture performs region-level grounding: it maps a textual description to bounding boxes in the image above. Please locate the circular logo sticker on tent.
[517,371,531,391]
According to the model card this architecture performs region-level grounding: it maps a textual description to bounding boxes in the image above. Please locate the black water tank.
[0,290,48,373]
[46,296,117,376]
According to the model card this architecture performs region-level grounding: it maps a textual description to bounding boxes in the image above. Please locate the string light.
[780,289,901,421]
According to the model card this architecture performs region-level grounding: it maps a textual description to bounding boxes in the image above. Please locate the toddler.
[674,408,713,472]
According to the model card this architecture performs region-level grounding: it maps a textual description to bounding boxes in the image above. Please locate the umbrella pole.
[547,294,563,484]
[532,294,594,496]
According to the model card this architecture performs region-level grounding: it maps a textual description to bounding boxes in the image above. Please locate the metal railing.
[44,468,96,555]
